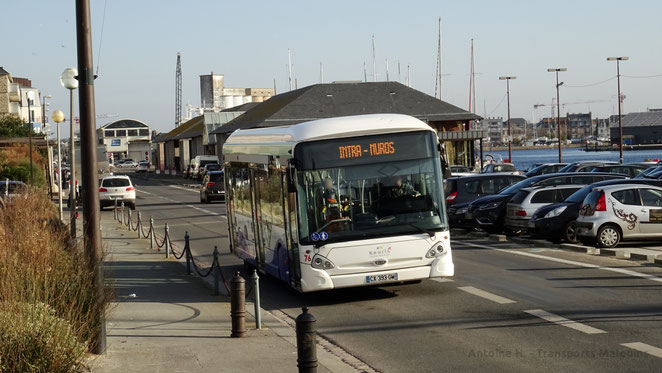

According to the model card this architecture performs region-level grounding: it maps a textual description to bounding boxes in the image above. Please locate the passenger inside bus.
[388,176,421,198]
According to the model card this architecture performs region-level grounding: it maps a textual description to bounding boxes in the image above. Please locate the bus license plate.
[365,273,398,284]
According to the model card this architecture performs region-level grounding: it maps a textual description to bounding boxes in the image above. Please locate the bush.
[0,190,110,371]
[0,143,46,187]
[0,302,87,373]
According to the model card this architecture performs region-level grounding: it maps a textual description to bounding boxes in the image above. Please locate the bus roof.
[223,114,434,157]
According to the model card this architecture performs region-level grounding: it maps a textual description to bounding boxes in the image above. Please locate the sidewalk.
[90,213,330,372]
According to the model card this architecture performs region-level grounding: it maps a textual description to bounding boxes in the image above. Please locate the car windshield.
[564,185,593,203]
[295,131,446,245]
[102,178,131,187]
[209,173,224,182]
[494,164,516,172]
[200,160,217,168]
[497,177,537,195]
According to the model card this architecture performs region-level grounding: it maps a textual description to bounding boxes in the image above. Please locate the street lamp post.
[607,56,629,164]
[499,76,516,162]
[26,91,35,184]
[52,110,65,220]
[61,68,79,238]
[547,68,567,162]
[42,95,52,196]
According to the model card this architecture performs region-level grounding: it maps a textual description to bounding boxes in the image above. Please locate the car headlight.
[311,254,335,270]
[479,201,502,210]
[425,242,446,258]
[456,207,468,215]
[543,206,567,219]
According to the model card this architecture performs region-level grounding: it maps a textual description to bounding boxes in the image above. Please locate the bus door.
[253,166,282,278]
[231,167,258,264]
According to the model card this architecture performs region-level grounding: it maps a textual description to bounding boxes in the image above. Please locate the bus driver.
[390,176,420,198]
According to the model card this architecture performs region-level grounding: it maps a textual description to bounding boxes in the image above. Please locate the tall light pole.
[75,0,105,353]
[26,91,36,184]
[61,68,78,238]
[607,56,629,164]
[499,76,516,162]
[52,110,65,220]
[547,68,567,162]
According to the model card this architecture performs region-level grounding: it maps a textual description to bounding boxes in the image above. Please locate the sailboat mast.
[372,35,377,82]
[469,39,474,113]
[288,49,293,91]
[438,17,442,100]
[386,59,389,81]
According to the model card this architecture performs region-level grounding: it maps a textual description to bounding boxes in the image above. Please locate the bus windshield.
[294,131,447,245]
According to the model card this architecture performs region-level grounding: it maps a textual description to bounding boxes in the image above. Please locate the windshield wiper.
[376,218,437,238]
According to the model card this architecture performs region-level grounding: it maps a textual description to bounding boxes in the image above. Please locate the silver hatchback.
[576,184,662,247]
[505,185,582,232]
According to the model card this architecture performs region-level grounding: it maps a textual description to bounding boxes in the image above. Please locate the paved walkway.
[90,213,333,372]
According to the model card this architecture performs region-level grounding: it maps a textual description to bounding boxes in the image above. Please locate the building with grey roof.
[610,109,662,145]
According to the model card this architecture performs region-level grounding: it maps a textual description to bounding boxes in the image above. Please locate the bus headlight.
[311,254,335,270]
[426,242,445,258]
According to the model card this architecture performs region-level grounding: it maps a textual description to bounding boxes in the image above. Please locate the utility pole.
[438,17,442,100]
[607,56,628,164]
[287,49,293,91]
[175,52,182,127]
[499,76,516,162]
[547,68,567,163]
[75,0,105,354]
[372,35,376,82]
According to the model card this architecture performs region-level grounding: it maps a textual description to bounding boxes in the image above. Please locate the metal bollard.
[149,217,155,249]
[230,272,246,338]
[113,199,117,220]
[184,231,190,274]
[213,247,220,296]
[120,201,125,225]
[296,307,318,373]
[137,211,142,238]
[164,223,170,258]
[127,209,132,229]
[252,269,261,329]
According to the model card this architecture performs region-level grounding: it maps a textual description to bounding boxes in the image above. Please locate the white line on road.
[168,185,199,193]
[430,278,454,283]
[524,309,606,335]
[458,286,516,304]
[621,342,662,359]
[454,241,662,284]
[137,190,226,219]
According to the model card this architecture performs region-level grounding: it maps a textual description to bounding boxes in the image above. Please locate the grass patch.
[0,189,110,372]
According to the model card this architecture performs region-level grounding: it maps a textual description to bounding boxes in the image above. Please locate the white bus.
[223,114,454,292]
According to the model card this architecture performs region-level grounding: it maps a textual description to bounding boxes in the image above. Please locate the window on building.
[116,130,126,136]
[128,129,138,136]
[139,129,149,136]
[104,130,114,137]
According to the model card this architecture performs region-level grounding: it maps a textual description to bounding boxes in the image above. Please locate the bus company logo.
[369,246,392,257]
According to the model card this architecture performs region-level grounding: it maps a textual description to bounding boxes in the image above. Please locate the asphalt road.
[105,174,662,372]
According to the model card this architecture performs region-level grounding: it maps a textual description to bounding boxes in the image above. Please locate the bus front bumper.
[301,258,454,292]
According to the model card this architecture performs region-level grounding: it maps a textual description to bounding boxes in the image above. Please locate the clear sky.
[3,0,662,137]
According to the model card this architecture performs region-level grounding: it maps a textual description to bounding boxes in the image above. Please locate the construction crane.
[175,52,182,127]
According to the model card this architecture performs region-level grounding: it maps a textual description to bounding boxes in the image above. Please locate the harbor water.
[485,147,662,171]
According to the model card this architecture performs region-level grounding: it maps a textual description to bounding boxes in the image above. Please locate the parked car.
[524,163,567,177]
[99,175,136,210]
[200,171,225,203]
[576,184,662,247]
[450,165,473,177]
[590,163,649,178]
[481,163,520,175]
[463,172,628,232]
[504,185,582,232]
[117,160,138,168]
[0,180,27,201]
[200,163,222,179]
[636,166,662,179]
[136,161,150,173]
[529,179,662,243]
[189,155,219,179]
[558,161,617,173]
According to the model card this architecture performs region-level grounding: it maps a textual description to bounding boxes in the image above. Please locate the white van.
[189,155,219,179]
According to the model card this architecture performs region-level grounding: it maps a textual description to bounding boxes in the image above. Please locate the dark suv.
[525,163,567,177]
[445,174,524,227]
[463,172,628,233]
[200,171,225,203]
[590,163,649,178]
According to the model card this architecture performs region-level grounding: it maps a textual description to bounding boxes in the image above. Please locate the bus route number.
[304,254,312,263]
[338,141,395,159]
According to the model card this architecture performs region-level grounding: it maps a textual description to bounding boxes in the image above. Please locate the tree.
[0,114,33,138]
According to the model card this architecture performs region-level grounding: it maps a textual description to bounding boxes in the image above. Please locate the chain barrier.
[112,204,256,299]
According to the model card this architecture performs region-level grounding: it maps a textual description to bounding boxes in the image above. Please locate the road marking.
[137,190,226,219]
[621,342,662,359]
[430,278,454,283]
[454,241,662,284]
[168,185,199,193]
[524,309,606,334]
[458,286,516,304]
